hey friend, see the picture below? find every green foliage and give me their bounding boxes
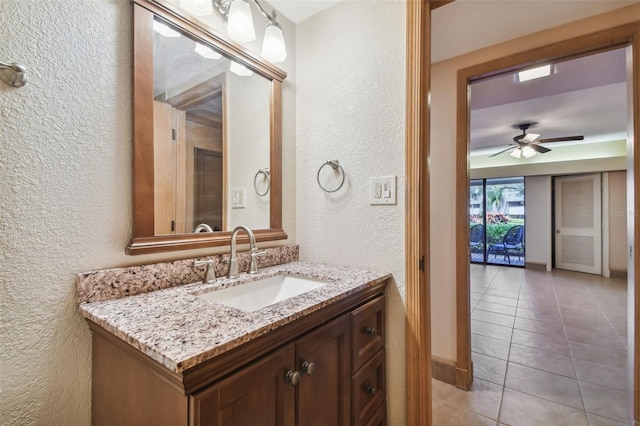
[486,223,512,243]
[486,186,504,212]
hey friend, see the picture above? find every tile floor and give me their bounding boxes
[432,265,629,425]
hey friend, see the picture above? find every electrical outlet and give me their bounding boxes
[369,176,397,205]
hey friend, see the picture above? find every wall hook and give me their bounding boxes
[0,62,27,88]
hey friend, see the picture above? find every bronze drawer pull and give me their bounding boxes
[301,360,316,376]
[285,370,301,386]
[365,327,377,336]
[366,385,377,396]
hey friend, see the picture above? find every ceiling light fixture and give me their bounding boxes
[213,0,287,63]
[510,148,522,159]
[194,42,222,59]
[153,20,181,37]
[516,64,552,83]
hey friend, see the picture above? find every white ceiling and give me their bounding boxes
[431,0,640,64]
[470,47,629,157]
[268,0,343,23]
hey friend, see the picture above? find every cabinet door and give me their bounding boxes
[190,344,295,426]
[296,314,351,426]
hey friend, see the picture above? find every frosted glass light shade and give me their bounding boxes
[261,23,287,63]
[153,20,181,37]
[522,145,537,158]
[195,42,222,59]
[510,148,522,158]
[227,0,256,43]
[230,62,253,76]
[179,0,213,16]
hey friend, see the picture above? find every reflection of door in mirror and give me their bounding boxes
[194,148,223,231]
[153,76,225,235]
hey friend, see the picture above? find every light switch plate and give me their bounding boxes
[369,176,397,205]
[231,188,245,208]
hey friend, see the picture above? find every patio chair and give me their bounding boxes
[488,225,524,265]
[469,224,485,261]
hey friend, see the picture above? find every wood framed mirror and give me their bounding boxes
[127,0,287,255]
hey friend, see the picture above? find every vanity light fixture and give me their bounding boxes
[516,64,552,83]
[261,18,286,63]
[230,61,253,76]
[213,0,287,63]
[227,0,256,42]
[153,20,181,37]
[194,42,222,59]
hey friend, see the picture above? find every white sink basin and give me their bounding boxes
[197,274,329,312]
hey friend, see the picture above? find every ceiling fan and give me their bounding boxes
[489,123,584,158]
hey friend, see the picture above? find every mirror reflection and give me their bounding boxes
[152,18,271,235]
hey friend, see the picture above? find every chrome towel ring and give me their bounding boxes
[0,62,27,88]
[254,168,270,196]
[317,160,345,193]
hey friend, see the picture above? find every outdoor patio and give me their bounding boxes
[471,251,525,266]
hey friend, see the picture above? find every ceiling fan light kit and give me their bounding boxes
[489,122,584,158]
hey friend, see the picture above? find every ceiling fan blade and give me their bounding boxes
[522,133,540,143]
[537,135,584,143]
[529,143,551,154]
[489,146,516,157]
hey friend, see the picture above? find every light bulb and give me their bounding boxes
[261,23,286,63]
[227,0,256,43]
[230,62,253,76]
[179,0,213,16]
[522,145,536,158]
[510,148,522,158]
[153,20,181,38]
[195,42,222,59]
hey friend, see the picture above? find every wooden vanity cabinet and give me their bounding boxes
[191,315,351,426]
[88,282,387,426]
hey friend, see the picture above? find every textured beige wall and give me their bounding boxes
[430,3,640,361]
[295,1,406,423]
[0,0,296,423]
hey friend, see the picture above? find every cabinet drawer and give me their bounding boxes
[351,349,385,426]
[351,296,385,371]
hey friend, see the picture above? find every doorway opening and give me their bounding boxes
[453,24,638,423]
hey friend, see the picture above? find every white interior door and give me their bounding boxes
[555,174,602,275]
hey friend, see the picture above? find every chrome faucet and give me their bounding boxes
[228,225,266,278]
[194,223,213,233]
[195,259,216,283]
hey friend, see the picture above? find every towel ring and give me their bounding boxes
[317,160,345,193]
[254,168,270,196]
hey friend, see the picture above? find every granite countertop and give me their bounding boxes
[79,261,391,373]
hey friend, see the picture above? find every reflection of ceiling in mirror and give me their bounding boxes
[154,22,230,122]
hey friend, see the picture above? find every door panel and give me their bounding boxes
[296,315,351,426]
[190,344,295,426]
[555,174,602,274]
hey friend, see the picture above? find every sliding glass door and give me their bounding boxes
[469,179,485,263]
[469,177,525,266]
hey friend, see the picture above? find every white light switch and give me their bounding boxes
[231,188,245,208]
[369,176,396,205]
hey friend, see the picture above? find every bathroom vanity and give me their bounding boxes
[79,260,389,425]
